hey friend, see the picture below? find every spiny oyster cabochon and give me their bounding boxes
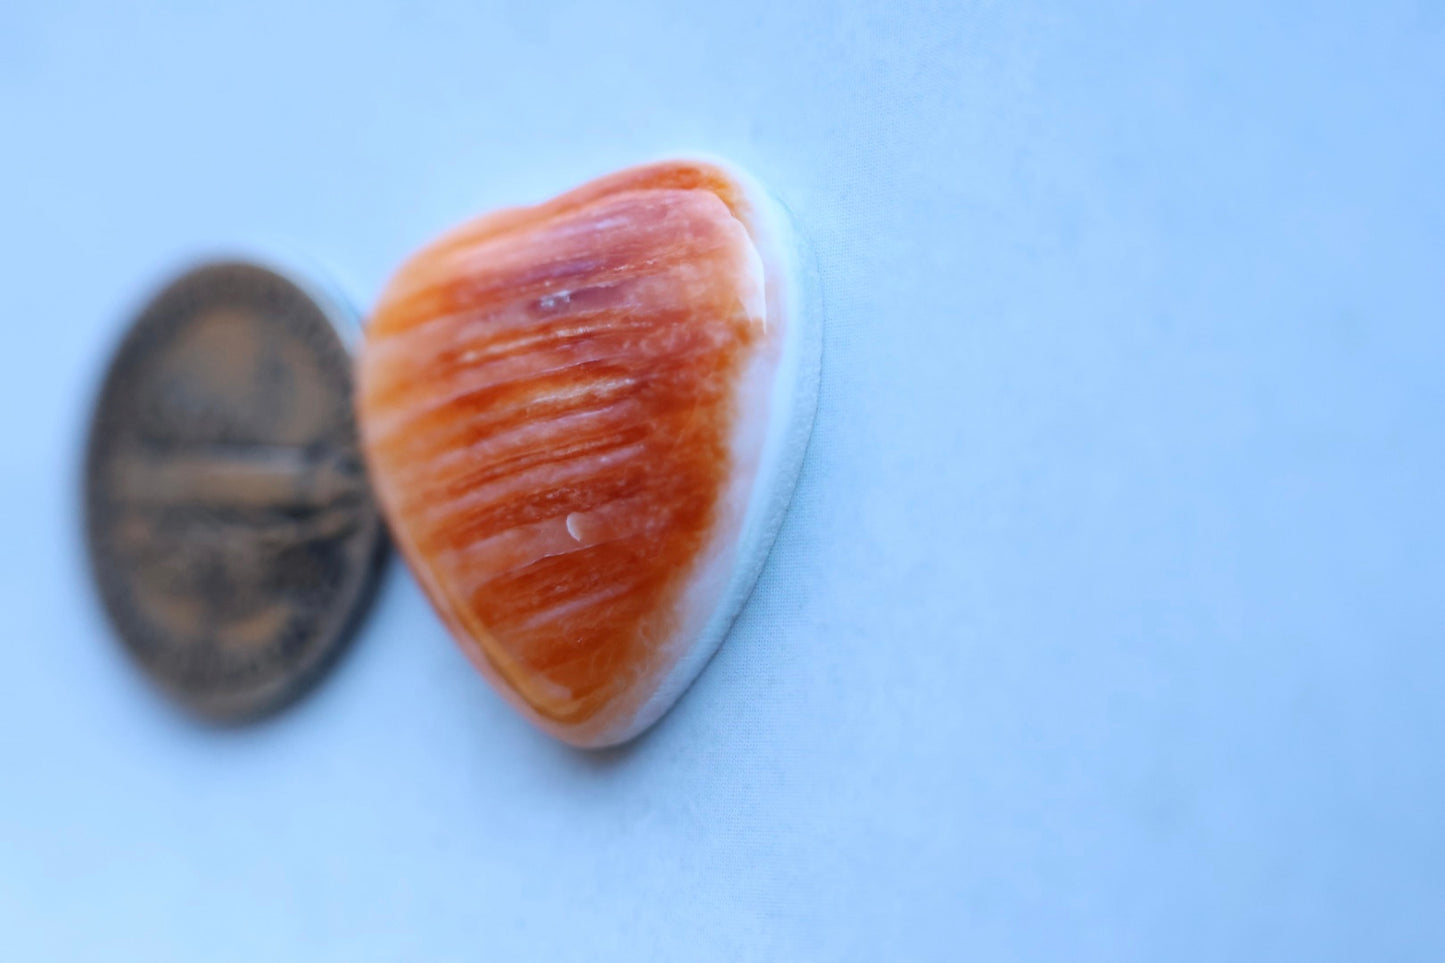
[356,160,819,746]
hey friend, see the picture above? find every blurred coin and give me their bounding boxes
[84,261,387,722]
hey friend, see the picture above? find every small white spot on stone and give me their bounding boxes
[565,512,585,541]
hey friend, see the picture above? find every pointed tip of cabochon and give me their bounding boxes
[357,158,821,748]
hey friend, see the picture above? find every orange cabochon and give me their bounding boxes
[357,160,789,746]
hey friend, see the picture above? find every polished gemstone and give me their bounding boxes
[357,160,817,746]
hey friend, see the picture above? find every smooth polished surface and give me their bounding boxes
[4,2,1445,960]
[358,161,805,745]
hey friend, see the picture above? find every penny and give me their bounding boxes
[84,261,387,722]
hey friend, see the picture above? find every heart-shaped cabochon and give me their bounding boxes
[357,159,819,746]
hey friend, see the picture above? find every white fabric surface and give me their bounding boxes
[2,2,1443,959]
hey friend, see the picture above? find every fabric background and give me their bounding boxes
[2,1,1443,959]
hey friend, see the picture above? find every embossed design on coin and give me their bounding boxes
[84,262,387,721]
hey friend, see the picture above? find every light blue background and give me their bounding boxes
[2,1,1443,959]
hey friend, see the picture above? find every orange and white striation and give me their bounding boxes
[356,160,819,747]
